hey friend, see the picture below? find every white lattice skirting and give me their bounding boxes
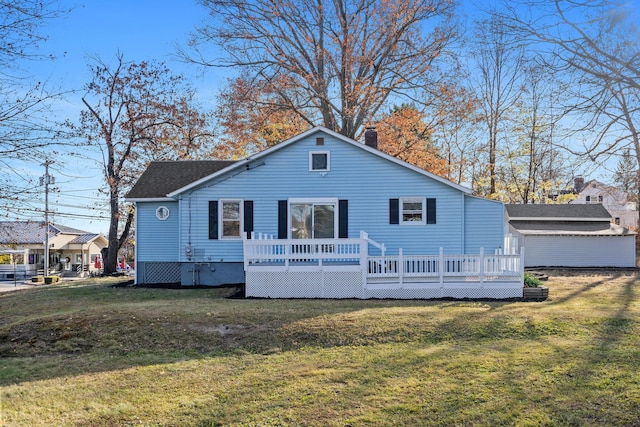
[246,268,364,298]
[364,283,523,299]
[246,269,523,299]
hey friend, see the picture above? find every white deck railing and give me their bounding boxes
[244,232,524,285]
[0,264,38,279]
[243,232,366,269]
[367,248,523,284]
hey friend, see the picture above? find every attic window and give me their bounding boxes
[156,206,170,220]
[316,137,324,146]
[309,151,330,172]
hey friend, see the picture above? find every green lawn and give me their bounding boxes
[1,272,639,426]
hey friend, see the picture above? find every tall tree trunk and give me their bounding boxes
[103,184,120,275]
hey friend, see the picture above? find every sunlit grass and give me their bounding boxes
[1,272,639,426]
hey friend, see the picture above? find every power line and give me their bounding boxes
[1,206,109,220]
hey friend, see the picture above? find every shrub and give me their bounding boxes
[524,272,543,288]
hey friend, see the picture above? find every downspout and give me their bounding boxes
[187,192,192,251]
[461,193,465,253]
[187,192,200,286]
[133,202,139,285]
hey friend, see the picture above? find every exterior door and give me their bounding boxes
[289,199,336,239]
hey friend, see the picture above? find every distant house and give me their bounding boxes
[127,126,523,299]
[0,221,107,278]
[505,204,636,268]
[571,177,638,230]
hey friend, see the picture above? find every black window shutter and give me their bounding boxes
[244,200,254,238]
[208,201,218,240]
[389,199,399,224]
[338,200,348,238]
[278,200,287,239]
[427,198,436,224]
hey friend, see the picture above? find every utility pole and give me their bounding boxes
[40,161,54,276]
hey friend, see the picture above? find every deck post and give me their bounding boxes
[361,236,368,298]
[439,247,444,285]
[243,237,249,270]
[479,247,485,285]
[398,248,404,288]
[285,240,290,269]
[519,247,525,282]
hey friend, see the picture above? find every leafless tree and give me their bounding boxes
[471,13,526,196]
[78,53,215,274]
[496,0,640,197]
[182,0,458,139]
[0,1,69,217]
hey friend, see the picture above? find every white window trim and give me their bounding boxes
[400,197,426,225]
[288,198,338,239]
[309,151,330,172]
[219,199,243,240]
[156,206,170,220]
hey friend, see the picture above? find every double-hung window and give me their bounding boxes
[220,199,243,239]
[400,197,426,225]
[289,198,337,239]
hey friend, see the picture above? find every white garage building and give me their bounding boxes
[505,204,636,268]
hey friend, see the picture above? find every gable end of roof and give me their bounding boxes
[164,126,472,198]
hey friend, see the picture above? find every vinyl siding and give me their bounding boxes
[136,201,179,261]
[464,195,505,253]
[177,132,478,262]
[524,235,636,267]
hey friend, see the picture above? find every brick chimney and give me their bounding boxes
[364,126,378,149]
[574,176,585,192]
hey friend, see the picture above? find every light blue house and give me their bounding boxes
[127,127,520,298]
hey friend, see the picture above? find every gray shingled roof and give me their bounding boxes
[509,220,634,236]
[68,233,102,244]
[0,222,49,244]
[505,203,611,220]
[0,222,94,245]
[125,160,236,199]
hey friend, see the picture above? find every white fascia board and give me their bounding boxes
[125,197,176,203]
[165,129,325,197]
[338,131,473,194]
[168,126,473,198]
[517,230,632,236]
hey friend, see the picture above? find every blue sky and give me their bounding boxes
[41,1,211,84]
[8,0,636,234]
[17,0,228,234]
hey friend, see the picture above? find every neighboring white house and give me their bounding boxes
[505,204,636,268]
[571,177,638,230]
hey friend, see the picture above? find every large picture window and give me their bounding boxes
[289,199,337,239]
[220,199,243,239]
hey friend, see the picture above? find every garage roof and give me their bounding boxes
[505,204,612,221]
[509,220,635,236]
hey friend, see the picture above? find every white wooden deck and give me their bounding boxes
[243,232,524,299]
